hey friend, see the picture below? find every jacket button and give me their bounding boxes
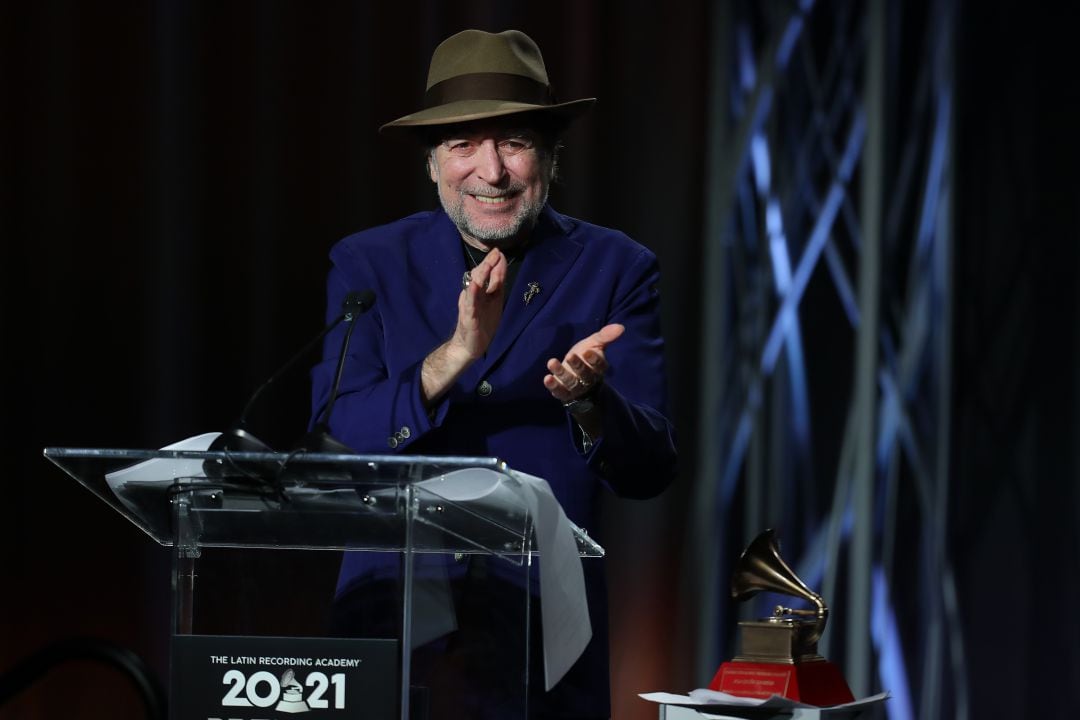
[387,436,399,449]
[477,380,493,397]
[400,426,411,439]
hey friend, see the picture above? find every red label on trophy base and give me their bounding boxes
[710,660,855,707]
[714,663,792,698]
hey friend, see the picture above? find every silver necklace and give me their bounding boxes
[461,243,519,289]
[463,243,520,270]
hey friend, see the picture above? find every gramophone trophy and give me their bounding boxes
[709,529,855,706]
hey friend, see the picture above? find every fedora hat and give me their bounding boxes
[380,29,595,132]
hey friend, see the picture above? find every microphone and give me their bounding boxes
[204,289,376,477]
[293,290,376,454]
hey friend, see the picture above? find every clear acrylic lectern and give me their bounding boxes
[44,446,603,720]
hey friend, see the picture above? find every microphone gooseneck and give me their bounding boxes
[238,289,376,432]
[296,290,377,454]
[206,289,375,467]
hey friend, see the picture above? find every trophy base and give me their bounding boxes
[709,659,855,706]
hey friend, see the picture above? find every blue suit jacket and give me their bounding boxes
[310,205,677,713]
[311,205,676,512]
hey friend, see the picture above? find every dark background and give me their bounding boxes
[1,1,1077,719]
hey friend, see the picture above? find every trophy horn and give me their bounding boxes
[731,529,829,646]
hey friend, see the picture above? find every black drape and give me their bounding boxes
[953,1,1080,716]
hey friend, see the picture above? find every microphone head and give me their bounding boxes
[207,426,273,454]
[344,290,376,313]
[202,427,277,481]
[281,427,363,483]
[294,427,356,455]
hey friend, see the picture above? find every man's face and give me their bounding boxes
[428,120,552,249]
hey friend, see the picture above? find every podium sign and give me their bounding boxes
[171,635,396,719]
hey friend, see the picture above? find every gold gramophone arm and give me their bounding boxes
[773,595,828,645]
[774,606,818,617]
[805,593,829,646]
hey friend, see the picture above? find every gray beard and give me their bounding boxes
[440,186,548,246]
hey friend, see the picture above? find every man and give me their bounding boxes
[311,29,677,719]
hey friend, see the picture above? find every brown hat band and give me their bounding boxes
[424,72,555,109]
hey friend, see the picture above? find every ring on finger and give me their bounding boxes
[461,271,472,290]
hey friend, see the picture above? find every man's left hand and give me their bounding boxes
[543,323,624,403]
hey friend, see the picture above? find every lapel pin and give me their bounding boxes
[523,281,541,306]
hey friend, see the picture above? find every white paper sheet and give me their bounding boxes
[104,432,221,510]
[414,467,591,691]
[640,689,891,713]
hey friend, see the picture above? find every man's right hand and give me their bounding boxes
[450,247,508,360]
[421,248,508,406]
